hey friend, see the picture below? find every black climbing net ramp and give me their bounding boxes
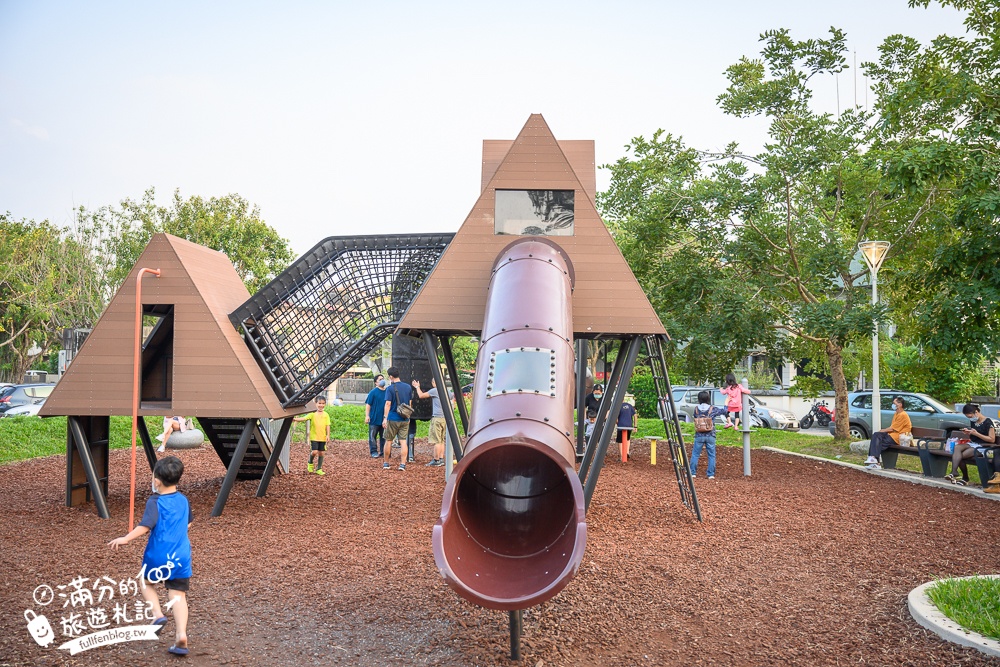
[229,233,454,408]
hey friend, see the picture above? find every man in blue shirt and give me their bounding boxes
[382,367,413,471]
[364,373,387,458]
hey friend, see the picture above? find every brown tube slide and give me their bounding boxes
[432,238,587,611]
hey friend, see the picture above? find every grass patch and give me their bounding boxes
[926,577,1000,640]
[0,416,168,465]
[1,407,980,487]
[0,406,441,465]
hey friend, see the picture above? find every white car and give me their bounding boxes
[2,399,44,417]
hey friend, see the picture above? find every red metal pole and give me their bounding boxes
[130,268,160,531]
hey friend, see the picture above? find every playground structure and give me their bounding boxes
[40,114,697,658]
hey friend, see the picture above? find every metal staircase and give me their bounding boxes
[199,418,274,480]
[645,334,701,521]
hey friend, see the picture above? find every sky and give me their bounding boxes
[0,1,970,256]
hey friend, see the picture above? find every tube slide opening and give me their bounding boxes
[440,443,584,606]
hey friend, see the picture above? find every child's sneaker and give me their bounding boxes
[383,462,390,470]
[398,464,406,471]
[708,475,715,480]
[307,463,314,473]
[315,469,326,476]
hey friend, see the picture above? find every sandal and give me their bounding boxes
[956,479,968,486]
[944,474,957,483]
[168,640,189,656]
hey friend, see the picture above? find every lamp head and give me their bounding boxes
[858,240,891,273]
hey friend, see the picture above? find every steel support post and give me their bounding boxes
[256,418,293,497]
[423,332,464,463]
[68,417,110,519]
[579,340,627,484]
[575,338,588,459]
[509,610,523,661]
[583,336,641,511]
[135,417,158,472]
[440,335,469,435]
[211,420,255,517]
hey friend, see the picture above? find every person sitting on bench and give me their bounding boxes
[947,403,997,486]
[865,396,911,469]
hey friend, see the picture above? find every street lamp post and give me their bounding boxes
[859,240,891,435]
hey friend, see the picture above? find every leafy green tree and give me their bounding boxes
[0,214,103,382]
[602,26,966,440]
[873,0,1000,365]
[75,187,294,298]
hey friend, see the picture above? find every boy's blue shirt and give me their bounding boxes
[139,491,192,579]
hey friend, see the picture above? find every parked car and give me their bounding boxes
[1,398,45,417]
[0,383,55,414]
[826,391,967,440]
[672,386,800,431]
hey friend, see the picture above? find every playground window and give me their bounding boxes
[140,305,174,409]
[495,190,574,236]
[486,348,556,398]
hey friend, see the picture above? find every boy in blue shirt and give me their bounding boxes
[109,456,192,656]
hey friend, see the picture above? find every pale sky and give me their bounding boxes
[0,1,969,255]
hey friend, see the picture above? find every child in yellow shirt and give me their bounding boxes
[294,397,330,475]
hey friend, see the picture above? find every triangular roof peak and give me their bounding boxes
[42,233,304,419]
[399,114,665,336]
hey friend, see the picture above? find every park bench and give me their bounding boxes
[881,426,1000,483]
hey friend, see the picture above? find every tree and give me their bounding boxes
[74,187,295,298]
[872,1,1000,367]
[0,214,103,382]
[602,27,961,440]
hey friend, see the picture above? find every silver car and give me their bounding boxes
[673,387,800,431]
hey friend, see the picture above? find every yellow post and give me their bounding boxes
[650,439,657,465]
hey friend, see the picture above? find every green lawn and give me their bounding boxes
[927,577,1000,641]
[0,410,979,486]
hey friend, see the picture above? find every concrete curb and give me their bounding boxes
[758,447,1000,502]
[907,577,1000,659]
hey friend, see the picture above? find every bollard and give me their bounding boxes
[650,439,657,465]
[741,378,751,476]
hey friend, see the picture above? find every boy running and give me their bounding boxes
[109,456,193,656]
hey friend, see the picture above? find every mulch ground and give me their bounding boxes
[1,437,999,666]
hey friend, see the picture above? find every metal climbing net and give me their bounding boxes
[229,233,454,407]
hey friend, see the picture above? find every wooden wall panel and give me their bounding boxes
[42,234,304,420]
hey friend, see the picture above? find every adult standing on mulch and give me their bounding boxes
[412,378,446,467]
[382,367,413,471]
[364,374,387,458]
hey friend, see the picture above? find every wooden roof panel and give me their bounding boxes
[400,114,665,337]
[41,233,303,419]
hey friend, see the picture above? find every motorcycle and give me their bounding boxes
[799,400,833,429]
